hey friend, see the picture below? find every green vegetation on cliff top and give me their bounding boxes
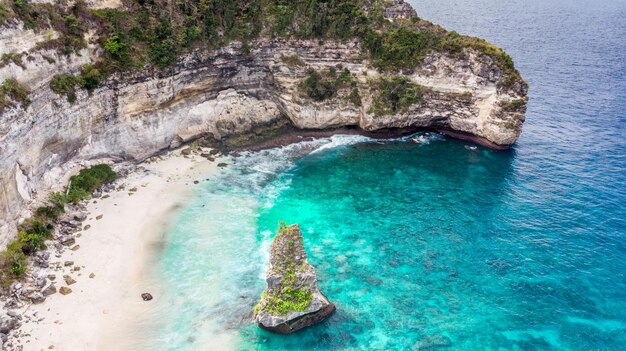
[0,164,116,290]
[0,0,522,105]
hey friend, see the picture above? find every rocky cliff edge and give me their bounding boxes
[0,0,528,244]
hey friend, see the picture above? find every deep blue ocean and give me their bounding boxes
[148,0,626,350]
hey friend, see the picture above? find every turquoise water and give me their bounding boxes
[151,0,626,350]
[153,134,625,350]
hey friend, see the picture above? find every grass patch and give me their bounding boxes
[461,91,473,101]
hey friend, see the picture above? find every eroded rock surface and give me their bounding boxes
[255,224,335,334]
[0,0,527,246]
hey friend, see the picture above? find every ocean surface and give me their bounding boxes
[148,0,626,350]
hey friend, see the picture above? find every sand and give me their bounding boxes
[15,150,221,351]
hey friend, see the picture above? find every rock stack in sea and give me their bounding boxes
[254,223,335,334]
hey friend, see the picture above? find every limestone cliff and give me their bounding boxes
[0,0,528,244]
[255,224,335,334]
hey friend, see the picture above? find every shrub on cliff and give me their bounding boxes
[258,285,313,316]
[0,52,25,69]
[300,67,361,105]
[0,247,28,287]
[302,69,336,102]
[7,0,55,29]
[500,98,527,112]
[0,164,116,290]
[103,34,127,58]
[0,218,52,287]
[50,74,81,103]
[368,76,425,116]
[0,78,30,112]
[35,203,64,221]
[365,26,437,71]
[50,64,104,102]
[79,64,102,93]
[14,219,53,255]
[66,164,116,203]
[0,4,8,23]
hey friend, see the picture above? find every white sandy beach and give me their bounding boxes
[13,150,221,351]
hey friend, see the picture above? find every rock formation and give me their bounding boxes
[255,224,335,334]
[0,0,528,244]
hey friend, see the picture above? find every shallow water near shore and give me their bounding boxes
[150,132,625,350]
[147,0,626,349]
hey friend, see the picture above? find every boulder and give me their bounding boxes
[29,292,46,304]
[41,284,57,297]
[60,236,75,246]
[60,219,81,229]
[34,251,50,268]
[35,277,47,288]
[254,223,335,334]
[73,212,88,222]
[0,317,20,334]
[59,287,72,295]
[4,299,19,309]
[63,275,76,285]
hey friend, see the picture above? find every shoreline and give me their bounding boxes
[1,129,503,350]
[4,148,223,350]
[231,126,511,153]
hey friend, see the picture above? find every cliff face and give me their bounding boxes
[0,0,527,244]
